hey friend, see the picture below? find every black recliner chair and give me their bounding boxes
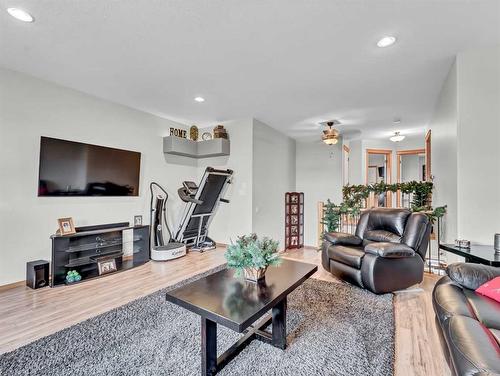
[322,208,431,294]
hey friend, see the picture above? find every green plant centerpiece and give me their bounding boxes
[224,233,282,283]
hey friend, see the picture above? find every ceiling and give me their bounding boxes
[1,0,499,141]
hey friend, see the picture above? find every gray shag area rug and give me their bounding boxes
[0,265,394,376]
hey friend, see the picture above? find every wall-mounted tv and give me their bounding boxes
[38,137,141,197]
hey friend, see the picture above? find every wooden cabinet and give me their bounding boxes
[285,192,304,249]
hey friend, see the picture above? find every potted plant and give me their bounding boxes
[224,233,282,283]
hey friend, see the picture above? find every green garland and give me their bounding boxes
[342,181,434,210]
[320,181,447,231]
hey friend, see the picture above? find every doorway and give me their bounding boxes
[365,149,393,207]
[397,149,426,207]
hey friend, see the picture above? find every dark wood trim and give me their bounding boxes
[201,305,288,375]
[272,297,287,349]
[201,317,217,376]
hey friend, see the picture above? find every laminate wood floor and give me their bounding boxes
[0,247,450,376]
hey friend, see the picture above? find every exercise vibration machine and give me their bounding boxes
[174,167,233,252]
[149,182,187,261]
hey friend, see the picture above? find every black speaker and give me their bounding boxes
[26,260,49,289]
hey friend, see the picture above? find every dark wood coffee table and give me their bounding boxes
[165,259,317,376]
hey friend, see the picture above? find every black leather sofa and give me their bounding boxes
[322,208,431,294]
[433,263,500,376]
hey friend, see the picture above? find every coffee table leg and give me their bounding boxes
[272,297,287,349]
[201,317,217,376]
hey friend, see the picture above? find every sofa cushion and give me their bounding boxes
[464,289,500,330]
[490,329,500,346]
[447,263,500,290]
[432,278,476,324]
[364,230,402,243]
[329,245,365,269]
[364,242,415,258]
[444,316,500,375]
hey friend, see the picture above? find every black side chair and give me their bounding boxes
[321,208,431,294]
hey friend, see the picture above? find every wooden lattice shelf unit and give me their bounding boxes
[285,192,304,249]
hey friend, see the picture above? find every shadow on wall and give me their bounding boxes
[163,154,198,167]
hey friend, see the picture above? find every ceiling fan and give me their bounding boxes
[322,121,340,145]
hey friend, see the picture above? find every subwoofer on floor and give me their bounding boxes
[26,260,49,289]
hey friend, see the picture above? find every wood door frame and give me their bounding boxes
[342,145,350,186]
[396,149,426,207]
[365,148,393,207]
[425,130,432,181]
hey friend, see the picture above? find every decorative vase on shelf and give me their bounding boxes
[224,233,281,284]
[190,125,199,141]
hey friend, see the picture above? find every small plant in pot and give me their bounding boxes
[224,233,282,283]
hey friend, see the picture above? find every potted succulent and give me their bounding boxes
[224,233,282,283]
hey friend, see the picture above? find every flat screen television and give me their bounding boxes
[38,137,141,196]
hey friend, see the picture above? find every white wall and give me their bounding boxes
[197,119,254,244]
[0,68,196,285]
[456,47,500,244]
[252,119,296,248]
[348,140,363,185]
[430,45,500,253]
[429,62,459,258]
[295,140,343,247]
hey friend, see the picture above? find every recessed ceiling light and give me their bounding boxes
[194,97,205,103]
[7,8,34,22]
[377,36,396,48]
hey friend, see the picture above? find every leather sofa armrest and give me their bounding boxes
[364,242,415,258]
[446,262,500,290]
[323,232,362,246]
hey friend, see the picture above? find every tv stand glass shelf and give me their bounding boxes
[50,222,150,287]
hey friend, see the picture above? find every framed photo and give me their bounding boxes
[57,217,76,235]
[97,258,117,275]
[134,215,143,226]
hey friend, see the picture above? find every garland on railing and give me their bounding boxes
[342,181,434,210]
[321,181,446,234]
[321,199,366,233]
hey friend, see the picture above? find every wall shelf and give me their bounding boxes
[163,136,230,159]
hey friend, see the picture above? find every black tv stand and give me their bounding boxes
[50,222,150,287]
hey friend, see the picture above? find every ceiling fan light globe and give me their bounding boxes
[390,133,405,142]
[322,136,338,145]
